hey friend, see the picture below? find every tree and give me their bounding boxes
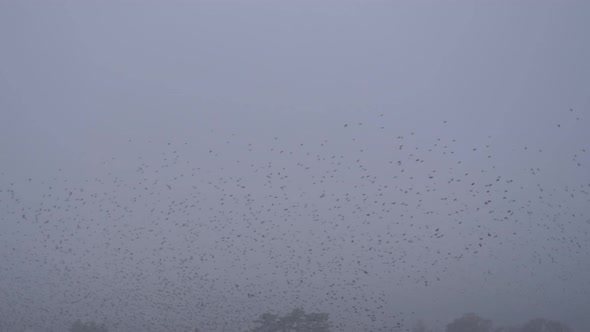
[446,313,493,332]
[494,327,520,332]
[520,318,572,332]
[249,308,332,332]
[68,320,108,332]
[412,320,431,332]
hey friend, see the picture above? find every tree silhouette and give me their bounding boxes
[249,308,332,332]
[446,313,493,332]
[520,318,572,332]
[412,320,431,332]
[494,327,520,332]
[68,320,108,332]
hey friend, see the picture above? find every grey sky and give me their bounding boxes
[1,1,589,332]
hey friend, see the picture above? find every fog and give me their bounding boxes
[1,1,589,331]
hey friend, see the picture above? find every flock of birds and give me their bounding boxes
[1,109,588,332]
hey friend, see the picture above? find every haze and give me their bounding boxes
[1,1,589,331]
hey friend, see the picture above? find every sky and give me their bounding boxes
[1,1,589,331]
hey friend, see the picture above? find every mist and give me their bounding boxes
[1,1,589,331]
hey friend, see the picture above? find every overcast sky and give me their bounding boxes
[1,1,589,332]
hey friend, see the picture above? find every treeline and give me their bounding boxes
[23,310,575,332]
[415,312,573,332]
